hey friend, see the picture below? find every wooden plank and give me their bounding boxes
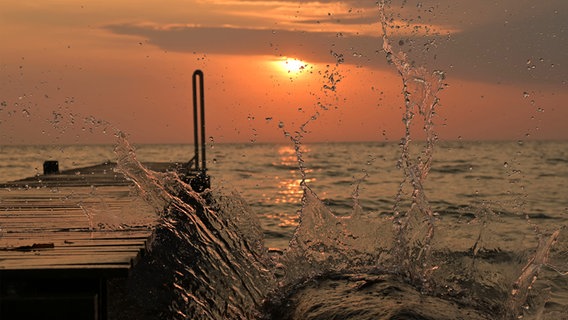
[0,230,153,241]
[0,237,148,248]
[0,161,176,275]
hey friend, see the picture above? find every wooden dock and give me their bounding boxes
[0,161,185,319]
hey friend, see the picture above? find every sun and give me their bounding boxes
[275,57,309,75]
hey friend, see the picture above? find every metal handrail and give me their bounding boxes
[192,70,206,173]
[187,69,210,191]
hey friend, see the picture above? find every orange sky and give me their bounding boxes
[0,0,567,145]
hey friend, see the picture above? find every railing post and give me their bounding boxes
[190,70,210,192]
[192,70,203,172]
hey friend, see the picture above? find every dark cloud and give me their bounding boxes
[105,24,387,67]
[233,0,375,6]
[425,5,568,84]
[105,1,567,85]
[295,15,379,26]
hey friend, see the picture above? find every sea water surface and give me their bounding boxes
[2,141,567,248]
[0,140,567,319]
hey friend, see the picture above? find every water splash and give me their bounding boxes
[281,187,387,284]
[377,3,564,318]
[506,228,563,319]
[111,120,563,319]
[378,0,446,288]
[114,132,275,319]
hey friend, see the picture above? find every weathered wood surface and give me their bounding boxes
[0,162,181,275]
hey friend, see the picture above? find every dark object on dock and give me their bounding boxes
[43,160,59,175]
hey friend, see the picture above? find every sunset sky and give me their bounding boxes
[0,0,566,145]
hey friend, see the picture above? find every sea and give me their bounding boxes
[0,140,567,319]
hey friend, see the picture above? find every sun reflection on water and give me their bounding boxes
[275,176,315,205]
[272,145,314,204]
